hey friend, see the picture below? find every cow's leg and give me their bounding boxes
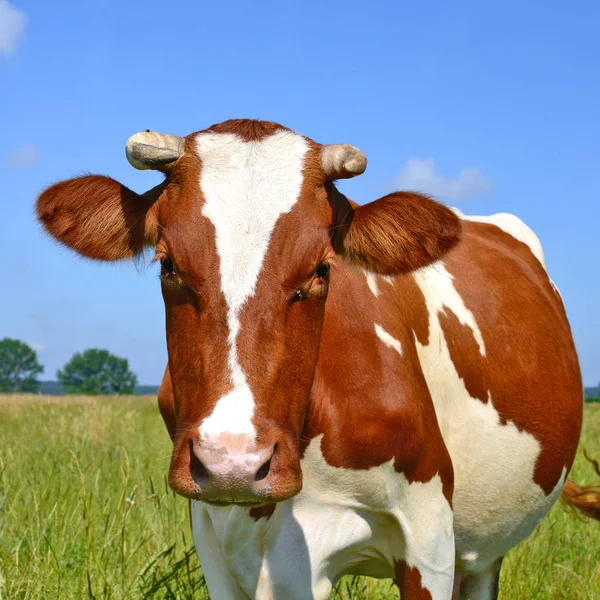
[392,491,455,599]
[452,573,465,600]
[190,502,250,600]
[395,560,448,599]
[394,553,455,599]
[457,557,503,600]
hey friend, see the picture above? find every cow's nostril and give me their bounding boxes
[254,443,276,481]
[254,458,271,481]
[190,439,209,483]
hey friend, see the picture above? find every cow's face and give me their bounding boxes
[37,119,461,507]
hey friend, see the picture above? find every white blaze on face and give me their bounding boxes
[196,130,309,451]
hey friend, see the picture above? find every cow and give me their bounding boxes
[36,119,600,600]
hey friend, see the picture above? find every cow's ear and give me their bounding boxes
[329,187,462,275]
[37,175,164,261]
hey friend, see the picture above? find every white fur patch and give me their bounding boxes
[293,436,455,598]
[375,324,403,356]
[197,130,309,447]
[365,272,379,297]
[413,262,485,356]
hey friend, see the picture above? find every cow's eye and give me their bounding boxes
[315,263,330,279]
[161,257,176,276]
[291,262,331,302]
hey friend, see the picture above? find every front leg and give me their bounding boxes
[396,559,454,600]
[396,560,439,599]
[392,475,456,600]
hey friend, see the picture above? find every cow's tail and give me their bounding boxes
[560,450,600,520]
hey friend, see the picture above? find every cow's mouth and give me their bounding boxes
[202,498,269,508]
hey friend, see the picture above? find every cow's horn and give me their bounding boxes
[126,131,184,171]
[320,144,367,180]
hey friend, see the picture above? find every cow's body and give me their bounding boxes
[157,212,581,599]
[38,119,594,600]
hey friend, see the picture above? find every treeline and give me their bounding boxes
[36,380,159,396]
[0,338,146,395]
[586,388,600,402]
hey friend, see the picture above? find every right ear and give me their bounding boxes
[37,175,165,261]
[327,184,462,275]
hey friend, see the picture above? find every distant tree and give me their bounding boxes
[0,338,44,393]
[57,349,138,395]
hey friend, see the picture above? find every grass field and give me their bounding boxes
[0,395,598,599]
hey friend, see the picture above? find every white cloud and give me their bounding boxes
[395,157,492,201]
[28,342,45,353]
[7,142,39,168]
[0,0,27,55]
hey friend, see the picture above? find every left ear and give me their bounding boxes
[37,175,164,261]
[328,187,462,275]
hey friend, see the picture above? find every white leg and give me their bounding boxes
[395,530,456,599]
[392,477,456,599]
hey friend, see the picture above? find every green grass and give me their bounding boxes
[0,395,598,599]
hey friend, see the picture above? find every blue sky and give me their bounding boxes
[1,0,598,385]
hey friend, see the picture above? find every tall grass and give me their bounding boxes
[0,395,598,599]
[0,395,206,599]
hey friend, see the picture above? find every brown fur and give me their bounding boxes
[37,175,164,260]
[304,258,454,503]
[206,119,288,141]
[249,503,277,521]
[157,365,177,442]
[394,560,433,599]
[341,192,462,275]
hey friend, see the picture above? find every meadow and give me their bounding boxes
[0,394,598,600]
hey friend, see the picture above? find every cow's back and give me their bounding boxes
[403,215,582,572]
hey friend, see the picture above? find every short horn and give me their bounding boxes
[126,131,184,171]
[321,144,367,180]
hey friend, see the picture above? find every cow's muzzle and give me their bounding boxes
[169,436,302,506]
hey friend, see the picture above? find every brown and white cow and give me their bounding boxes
[37,119,599,600]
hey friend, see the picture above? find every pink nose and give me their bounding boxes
[190,442,275,502]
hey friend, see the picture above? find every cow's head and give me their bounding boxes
[37,119,461,506]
